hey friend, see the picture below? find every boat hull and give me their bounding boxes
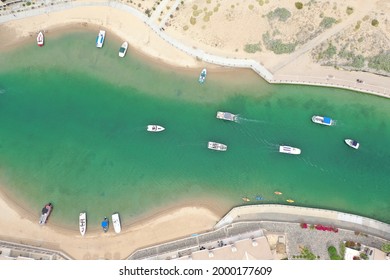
[312,115,333,126]
[112,213,121,234]
[208,141,227,151]
[344,139,359,149]
[216,111,238,122]
[39,203,52,225]
[147,125,165,132]
[37,32,44,47]
[279,145,301,155]
[119,42,128,58]
[79,212,87,236]
[96,30,106,48]
[198,68,207,84]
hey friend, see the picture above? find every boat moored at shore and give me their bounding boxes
[119,41,128,57]
[39,203,52,225]
[101,217,109,233]
[208,141,227,151]
[96,30,106,48]
[345,139,359,149]
[279,145,301,155]
[216,111,238,122]
[79,212,87,236]
[37,31,44,47]
[112,213,121,234]
[147,125,165,132]
[312,115,334,126]
[198,68,207,84]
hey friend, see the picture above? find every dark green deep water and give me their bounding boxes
[0,30,389,228]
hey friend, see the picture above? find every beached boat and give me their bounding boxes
[112,213,121,234]
[279,145,301,155]
[311,115,334,126]
[96,30,106,48]
[37,31,44,47]
[207,141,227,151]
[345,139,359,149]
[242,197,250,202]
[198,68,207,84]
[39,203,52,225]
[274,191,283,195]
[101,217,109,233]
[216,111,238,122]
[147,125,165,132]
[79,212,87,236]
[118,41,128,58]
[286,199,294,203]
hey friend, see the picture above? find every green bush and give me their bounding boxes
[300,247,317,260]
[244,43,262,53]
[346,7,354,15]
[368,52,390,73]
[371,19,379,27]
[267,8,291,22]
[190,17,196,25]
[351,55,365,68]
[295,2,303,9]
[262,32,296,54]
[323,43,337,58]
[382,243,390,253]
[320,17,337,29]
[328,246,342,260]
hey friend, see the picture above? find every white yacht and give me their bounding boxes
[208,141,227,151]
[119,41,128,57]
[79,212,87,236]
[147,125,165,132]
[345,139,359,149]
[312,115,334,126]
[112,213,121,234]
[198,68,207,84]
[279,145,301,155]
[37,31,44,47]
[216,111,238,122]
[96,30,106,48]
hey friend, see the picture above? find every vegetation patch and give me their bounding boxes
[190,17,196,25]
[371,19,379,27]
[381,243,390,253]
[328,246,343,260]
[267,8,291,22]
[295,2,303,10]
[320,17,337,29]
[346,7,354,15]
[368,52,390,73]
[262,32,297,54]
[244,43,262,53]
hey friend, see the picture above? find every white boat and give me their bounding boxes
[208,141,227,151]
[216,111,238,122]
[96,30,106,48]
[312,115,334,126]
[198,68,207,84]
[37,31,44,47]
[345,139,359,149]
[39,203,52,225]
[119,41,128,58]
[112,213,121,234]
[279,145,301,155]
[79,212,87,236]
[147,125,165,132]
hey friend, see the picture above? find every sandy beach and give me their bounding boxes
[0,0,389,259]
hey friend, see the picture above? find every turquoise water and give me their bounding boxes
[0,30,389,229]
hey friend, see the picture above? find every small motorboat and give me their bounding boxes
[79,212,87,236]
[345,139,359,149]
[286,199,294,203]
[39,203,52,225]
[37,31,44,47]
[242,197,250,202]
[119,41,128,58]
[112,213,121,234]
[274,191,283,195]
[147,125,165,132]
[198,68,207,84]
[101,217,109,233]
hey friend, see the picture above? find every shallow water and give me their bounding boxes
[0,30,389,229]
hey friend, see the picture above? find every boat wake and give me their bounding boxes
[237,117,269,124]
